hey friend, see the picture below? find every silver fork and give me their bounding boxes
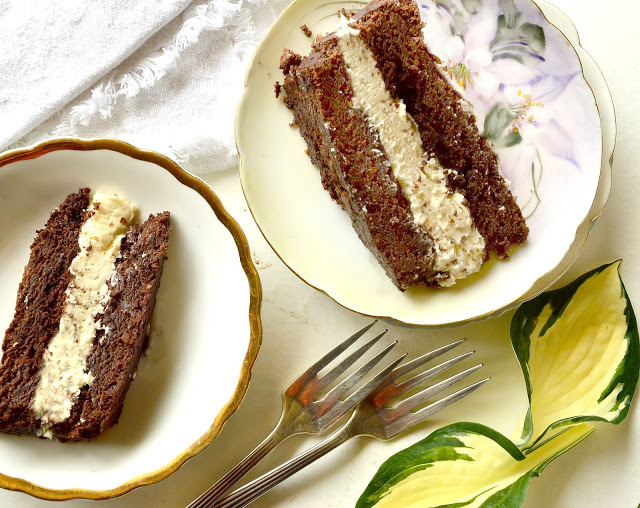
[211,346,489,508]
[189,321,406,507]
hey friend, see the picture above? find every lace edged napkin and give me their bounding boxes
[2,0,290,174]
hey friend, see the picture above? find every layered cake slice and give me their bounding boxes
[279,0,528,290]
[0,188,171,440]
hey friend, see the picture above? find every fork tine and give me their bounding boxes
[389,339,466,381]
[315,330,388,392]
[394,364,483,413]
[395,351,475,394]
[323,342,402,404]
[305,321,377,377]
[403,377,490,429]
[341,353,406,406]
[321,351,406,422]
[287,322,378,397]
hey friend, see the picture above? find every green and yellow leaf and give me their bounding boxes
[356,422,593,508]
[511,261,639,447]
[358,261,639,507]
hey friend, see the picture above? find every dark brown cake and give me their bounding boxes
[0,189,90,437]
[280,0,528,290]
[0,190,170,441]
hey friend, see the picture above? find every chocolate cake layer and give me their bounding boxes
[280,0,528,290]
[52,212,171,440]
[352,0,528,258]
[282,42,435,289]
[0,189,91,435]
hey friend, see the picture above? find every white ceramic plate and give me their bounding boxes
[0,139,261,500]
[237,0,613,326]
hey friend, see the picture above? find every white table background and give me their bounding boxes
[3,0,640,506]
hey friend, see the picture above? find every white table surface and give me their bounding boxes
[4,0,640,506]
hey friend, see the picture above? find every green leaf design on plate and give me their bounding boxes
[493,130,522,150]
[511,261,640,447]
[483,103,516,141]
[358,262,639,507]
[460,0,481,15]
[490,0,546,63]
[482,104,523,148]
[356,423,593,508]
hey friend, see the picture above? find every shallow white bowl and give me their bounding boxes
[236,0,614,326]
[0,139,261,499]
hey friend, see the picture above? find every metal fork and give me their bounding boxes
[211,346,489,507]
[189,321,405,507]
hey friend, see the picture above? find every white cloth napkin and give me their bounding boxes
[2,0,291,174]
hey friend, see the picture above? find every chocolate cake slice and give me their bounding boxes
[280,0,528,290]
[0,189,170,440]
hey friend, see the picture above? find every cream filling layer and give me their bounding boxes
[33,193,136,437]
[335,20,485,286]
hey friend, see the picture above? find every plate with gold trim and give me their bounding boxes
[0,139,261,499]
[236,0,613,326]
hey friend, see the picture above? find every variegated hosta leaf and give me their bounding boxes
[511,261,639,447]
[358,262,639,507]
[356,422,593,508]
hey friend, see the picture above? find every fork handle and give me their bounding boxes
[212,427,354,508]
[188,430,285,507]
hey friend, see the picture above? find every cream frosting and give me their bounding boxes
[335,20,485,286]
[32,193,136,437]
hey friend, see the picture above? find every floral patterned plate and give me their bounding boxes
[237,0,612,326]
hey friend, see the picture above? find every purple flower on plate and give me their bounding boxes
[420,0,499,99]
[417,0,595,218]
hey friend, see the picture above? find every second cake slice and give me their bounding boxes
[280,0,528,290]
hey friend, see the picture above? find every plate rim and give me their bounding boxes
[235,0,614,327]
[0,137,263,500]
[511,0,615,304]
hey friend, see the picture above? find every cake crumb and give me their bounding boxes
[337,8,356,17]
[300,24,312,37]
[280,48,302,73]
[274,81,281,98]
[252,250,273,270]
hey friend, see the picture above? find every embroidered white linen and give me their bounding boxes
[1,0,290,174]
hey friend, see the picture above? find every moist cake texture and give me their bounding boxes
[279,0,528,290]
[0,189,171,440]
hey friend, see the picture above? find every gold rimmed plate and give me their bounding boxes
[0,139,262,499]
[236,0,613,326]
